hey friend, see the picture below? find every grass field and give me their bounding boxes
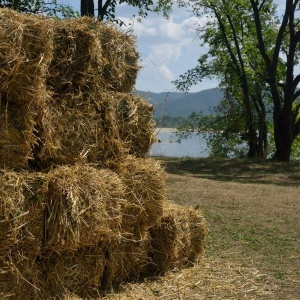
[100,157,300,300]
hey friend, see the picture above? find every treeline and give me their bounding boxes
[154,116,188,128]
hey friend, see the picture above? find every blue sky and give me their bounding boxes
[58,1,289,93]
[59,1,218,93]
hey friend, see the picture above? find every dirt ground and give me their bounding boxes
[101,157,300,300]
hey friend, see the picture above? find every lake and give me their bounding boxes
[149,129,209,158]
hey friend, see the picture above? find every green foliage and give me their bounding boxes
[0,0,78,18]
[173,0,285,159]
[82,0,176,22]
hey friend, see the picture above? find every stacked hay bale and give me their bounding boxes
[0,8,207,300]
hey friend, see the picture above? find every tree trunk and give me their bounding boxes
[81,0,95,16]
[273,108,294,161]
[254,86,269,159]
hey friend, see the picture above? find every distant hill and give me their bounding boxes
[134,88,223,118]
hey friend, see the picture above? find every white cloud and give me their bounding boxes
[159,65,174,81]
[63,1,218,92]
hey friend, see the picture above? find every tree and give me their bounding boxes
[81,0,94,16]
[175,0,300,161]
[80,0,174,21]
[0,0,78,17]
[174,0,276,159]
[250,0,300,161]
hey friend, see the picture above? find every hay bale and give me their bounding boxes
[0,9,53,102]
[43,247,105,299]
[0,169,46,299]
[0,10,141,170]
[101,238,150,290]
[99,24,140,93]
[33,91,155,169]
[47,17,139,96]
[113,93,156,157]
[0,170,45,256]
[108,156,166,240]
[46,17,104,98]
[43,165,126,252]
[147,202,208,274]
[0,9,53,170]
[0,252,45,300]
[33,91,123,169]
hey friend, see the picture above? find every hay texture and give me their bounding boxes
[43,165,125,252]
[109,156,166,240]
[43,247,105,299]
[0,9,146,171]
[147,202,208,275]
[0,251,46,300]
[0,171,46,300]
[34,92,155,170]
[0,170,45,256]
[0,9,53,170]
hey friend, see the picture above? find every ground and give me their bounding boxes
[69,157,300,300]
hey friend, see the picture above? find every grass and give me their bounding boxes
[72,157,300,299]
[161,157,300,299]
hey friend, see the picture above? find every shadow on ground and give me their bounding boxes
[156,157,300,186]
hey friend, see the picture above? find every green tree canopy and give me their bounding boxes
[0,0,78,17]
[81,0,175,21]
[175,0,300,161]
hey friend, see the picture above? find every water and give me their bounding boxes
[150,129,209,158]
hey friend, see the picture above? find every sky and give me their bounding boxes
[59,1,217,93]
[58,1,289,93]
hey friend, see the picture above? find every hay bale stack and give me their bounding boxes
[0,9,148,171]
[147,202,208,274]
[33,91,155,170]
[0,8,208,299]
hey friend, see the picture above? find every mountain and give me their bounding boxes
[135,88,224,118]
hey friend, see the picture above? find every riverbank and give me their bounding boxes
[154,127,178,133]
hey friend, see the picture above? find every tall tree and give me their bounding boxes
[250,0,300,161]
[174,0,275,158]
[81,0,95,16]
[176,0,300,161]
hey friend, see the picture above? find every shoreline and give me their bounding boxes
[154,127,178,133]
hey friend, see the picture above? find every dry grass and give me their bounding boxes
[99,157,300,300]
